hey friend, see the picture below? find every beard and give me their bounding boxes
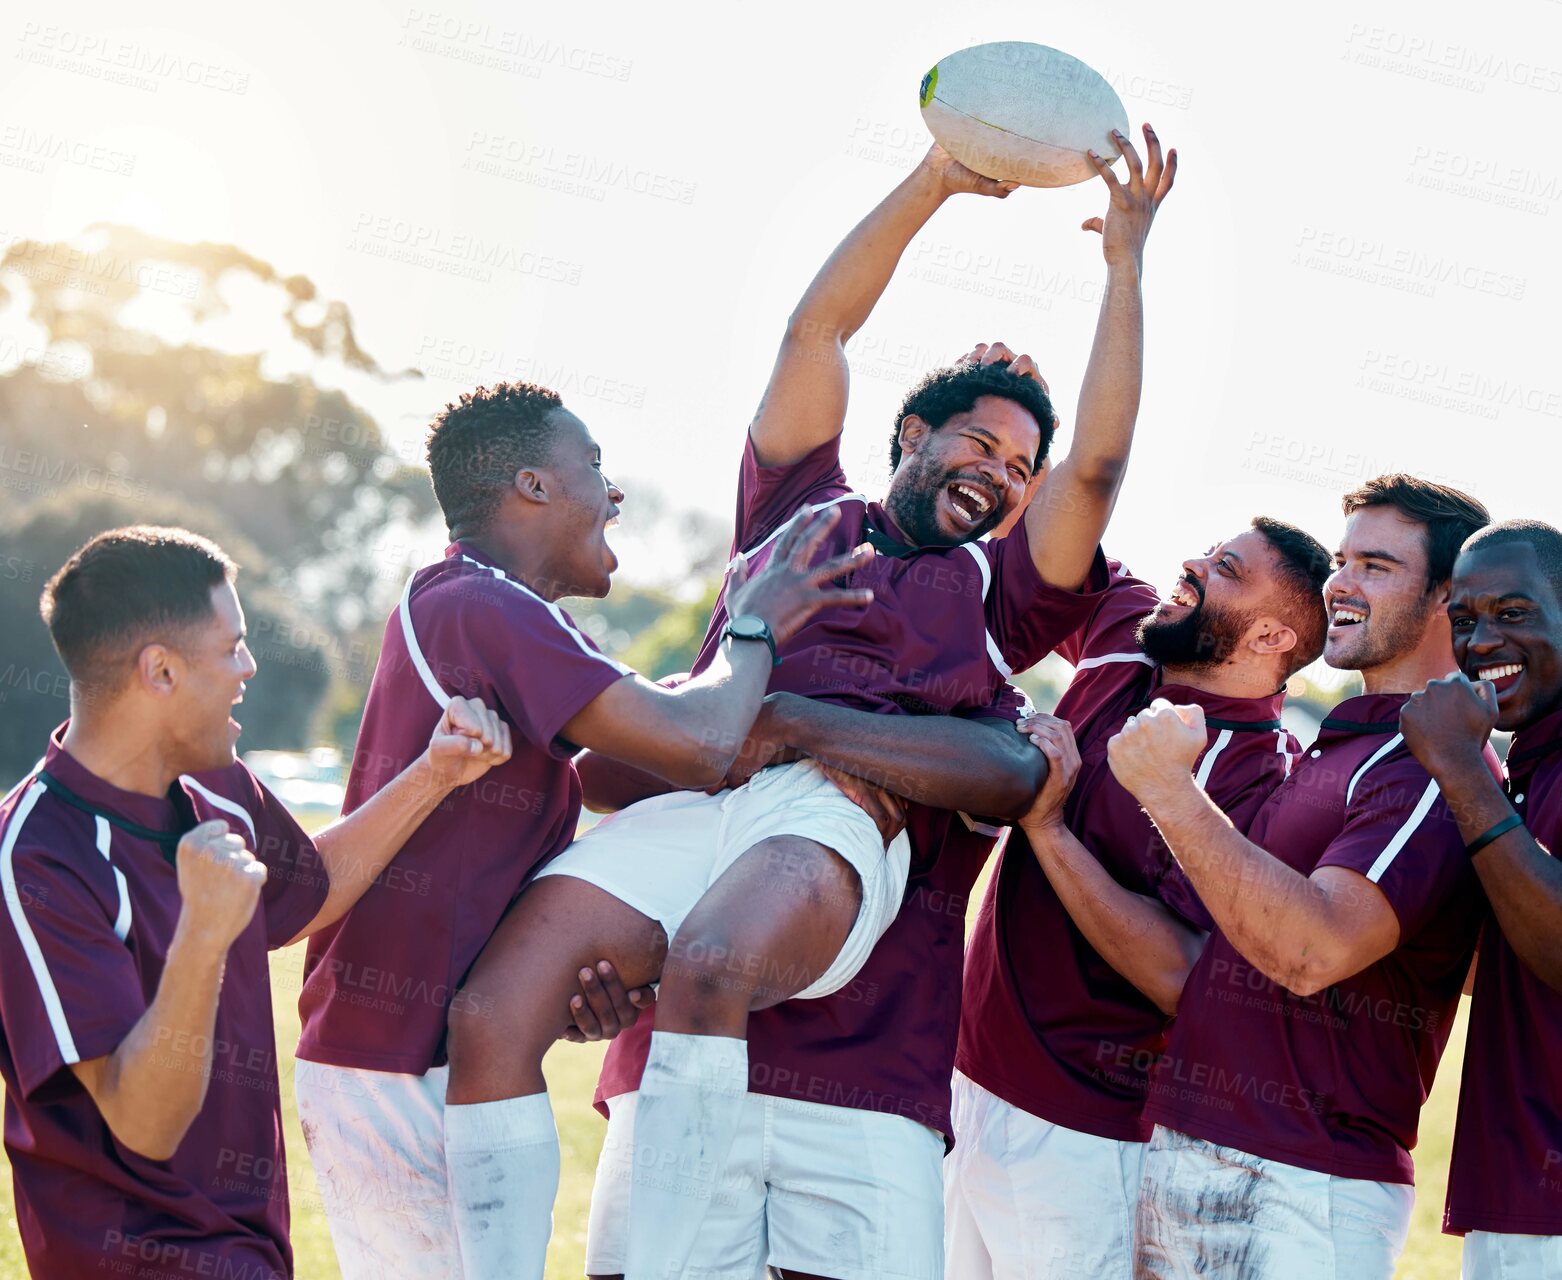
[1138,597,1256,669]
[1326,594,1434,671]
[884,452,1004,547]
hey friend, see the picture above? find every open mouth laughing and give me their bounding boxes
[1330,602,1368,630]
[1473,660,1526,695]
[945,479,998,529]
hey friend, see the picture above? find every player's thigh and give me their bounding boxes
[666,835,862,1007]
[458,874,667,1029]
[764,1096,945,1280]
[1326,1174,1412,1280]
[295,1061,461,1277]
[585,1089,769,1280]
[1136,1126,1333,1280]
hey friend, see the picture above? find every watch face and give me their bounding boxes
[729,613,767,639]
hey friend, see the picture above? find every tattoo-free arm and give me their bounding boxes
[1022,818,1205,1014]
[1132,775,1400,998]
[69,928,227,1161]
[766,692,1044,820]
[751,150,1013,467]
[1425,749,1562,992]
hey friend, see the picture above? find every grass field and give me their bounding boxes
[0,877,1470,1279]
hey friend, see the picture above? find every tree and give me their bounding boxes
[0,491,333,784]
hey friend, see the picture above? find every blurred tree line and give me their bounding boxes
[0,226,725,783]
[0,223,1330,786]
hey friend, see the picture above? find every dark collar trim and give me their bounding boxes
[1204,717,1284,732]
[1319,717,1402,734]
[36,770,190,866]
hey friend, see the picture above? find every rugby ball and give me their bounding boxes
[920,42,1129,188]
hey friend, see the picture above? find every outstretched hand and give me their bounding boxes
[919,142,1021,199]
[726,506,875,648]
[1082,123,1177,271]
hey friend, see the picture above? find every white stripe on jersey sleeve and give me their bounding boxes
[1364,778,1442,884]
[958,544,1014,679]
[1074,651,1156,671]
[1194,729,1234,789]
[1346,733,1404,807]
[93,817,132,944]
[179,776,258,845]
[1,781,81,1064]
[455,556,631,675]
[1276,729,1296,779]
[740,493,870,559]
[400,571,453,709]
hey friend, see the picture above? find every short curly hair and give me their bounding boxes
[889,360,1055,472]
[426,382,566,533]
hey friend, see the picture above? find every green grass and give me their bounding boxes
[0,907,1469,1280]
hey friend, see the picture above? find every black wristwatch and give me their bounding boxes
[722,613,781,667]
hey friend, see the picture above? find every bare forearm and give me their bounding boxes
[1026,264,1143,588]
[575,750,677,813]
[1138,777,1336,992]
[303,750,453,938]
[1024,819,1201,1014]
[652,642,774,779]
[776,695,1043,818]
[789,166,948,344]
[79,928,226,1160]
[1434,753,1562,990]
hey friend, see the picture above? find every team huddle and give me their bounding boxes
[0,121,1559,1280]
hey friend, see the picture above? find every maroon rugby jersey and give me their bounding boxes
[1145,694,1488,1184]
[296,543,629,1074]
[689,433,1090,713]
[957,561,1301,1142]
[1445,701,1562,1235]
[0,729,328,1280]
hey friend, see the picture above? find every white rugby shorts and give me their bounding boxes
[943,1069,1145,1279]
[586,1088,945,1279]
[534,759,912,1000]
[294,1060,462,1280]
[1134,1124,1413,1280]
[1462,1230,1562,1279]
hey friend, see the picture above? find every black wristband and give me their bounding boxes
[1466,812,1524,858]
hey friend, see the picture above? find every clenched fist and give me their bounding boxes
[1107,699,1207,803]
[426,695,514,790]
[175,820,267,953]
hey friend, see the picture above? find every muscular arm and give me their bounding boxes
[758,692,1045,820]
[1423,750,1562,992]
[563,641,775,792]
[69,928,228,1161]
[751,149,1013,467]
[1129,774,1400,997]
[1024,126,1175,590]
[1022,818,1205,1014]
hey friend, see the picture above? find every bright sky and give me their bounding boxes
[2,0,1558,603]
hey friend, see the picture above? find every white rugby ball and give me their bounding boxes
[920,42,1129,188]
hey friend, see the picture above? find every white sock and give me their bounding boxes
[625,1031,748,1280]
[445,1093,559,1280]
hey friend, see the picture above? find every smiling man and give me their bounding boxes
[443,127,1177,1280]
[0,526,510,1280]
[1400,519,1562,1278]
[1105,474,1492,1280]
[947,516,1331,1280]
